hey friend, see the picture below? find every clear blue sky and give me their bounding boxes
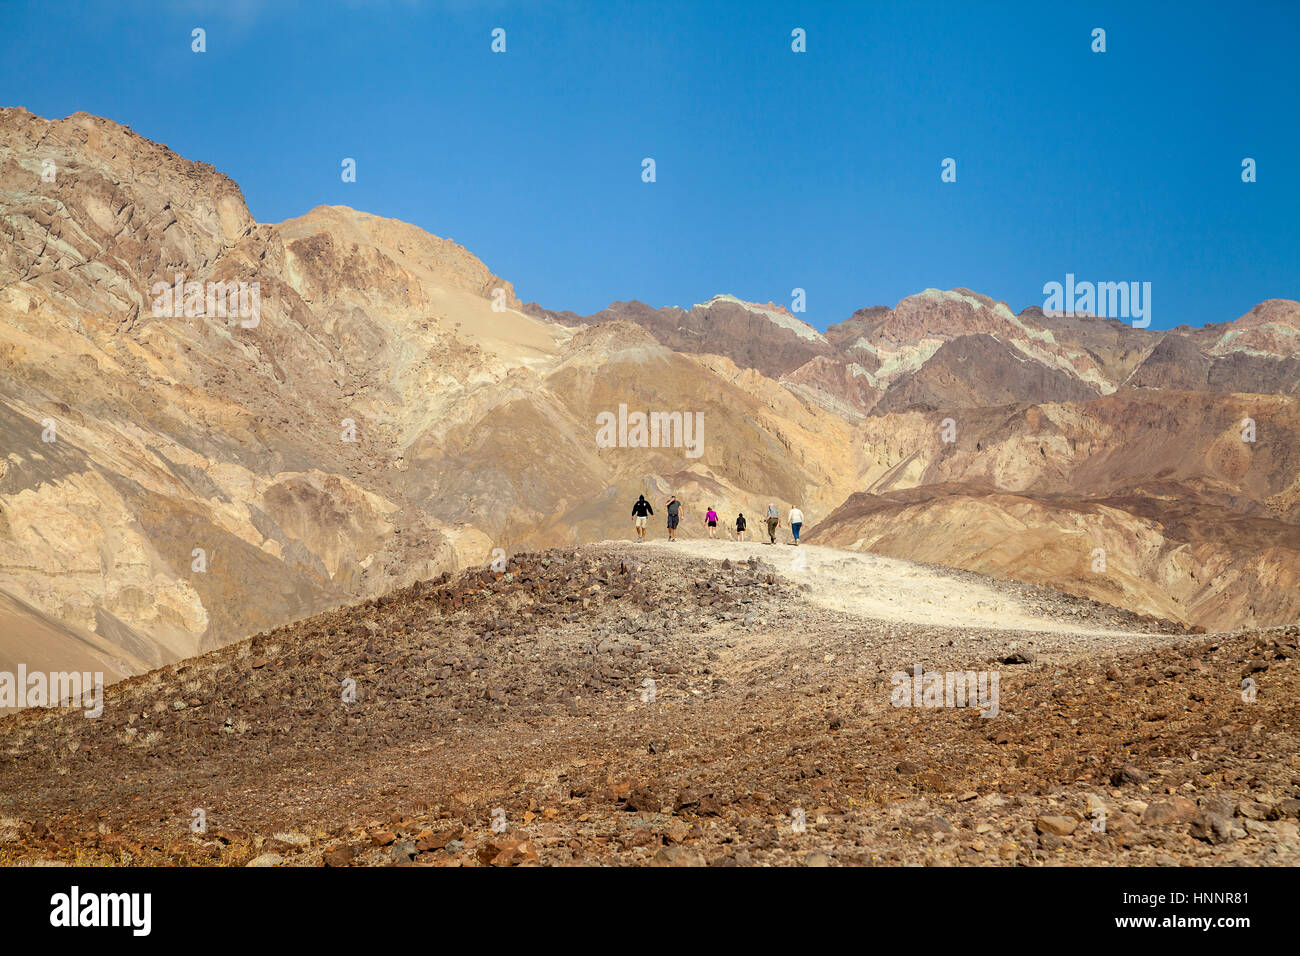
[2,0,1297,330]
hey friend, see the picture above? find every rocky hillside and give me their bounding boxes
[0,543,1294,867]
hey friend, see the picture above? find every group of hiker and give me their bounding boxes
[631,494,805,545]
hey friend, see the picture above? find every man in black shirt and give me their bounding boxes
[632,494,653,541]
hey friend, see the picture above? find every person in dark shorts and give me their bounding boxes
[705,507,718,538]
[665,495,682,541]
[735,512,747,541]
[632,494,653,540]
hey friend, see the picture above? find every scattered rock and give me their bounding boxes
[321,844,357,867]
[1189,814,1243,845]
[1111,765,1150,786]
[416,826,464,852]
[1142,797,1199,826]
[649,846,706,867]
[625,787,661,813]
[476,838,539,867]
[1001,650,1037,665]
[911,816,954,837]
[1035,815,1078,836]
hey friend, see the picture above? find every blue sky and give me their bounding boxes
[2,0,1297,330]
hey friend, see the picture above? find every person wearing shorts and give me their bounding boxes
[735,513,747,541]
[665,495,682,541]
[705,507,718,538]
[632,494,653,540]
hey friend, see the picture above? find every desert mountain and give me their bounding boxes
[0,108,861,674]
[0,106,1297,681]
[809,390,1300,631]
[533,286,1299,419]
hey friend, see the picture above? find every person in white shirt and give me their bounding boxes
[788,506,805,545]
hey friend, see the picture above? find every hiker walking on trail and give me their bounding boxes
[788,505,805,545]
[705,506,719,538]
[765,502,780,544]
[735,512,747,541]
[665,495,682,541]
[632,494,653,540]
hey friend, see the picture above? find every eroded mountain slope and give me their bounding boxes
[1,105,1296,677]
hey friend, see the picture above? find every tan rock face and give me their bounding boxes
[0,107,1297,679]
[811,391,1300,630]
[0,109,867,676]
[0,107,544,670]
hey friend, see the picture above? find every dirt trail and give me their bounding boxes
[648,539,1144,637]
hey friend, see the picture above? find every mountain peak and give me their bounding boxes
[692,293,824,343]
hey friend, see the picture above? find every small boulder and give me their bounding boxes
[1142,797,1199,826]
[1035,815,1078,837]
[321,844,357,867]
[649,846,706,867]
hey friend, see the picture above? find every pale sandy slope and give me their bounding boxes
[0,588,132,713]
[646,538,1144,636]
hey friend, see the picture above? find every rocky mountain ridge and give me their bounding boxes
[1,106,1296,681]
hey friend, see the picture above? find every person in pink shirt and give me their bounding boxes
[705,507,719,538]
